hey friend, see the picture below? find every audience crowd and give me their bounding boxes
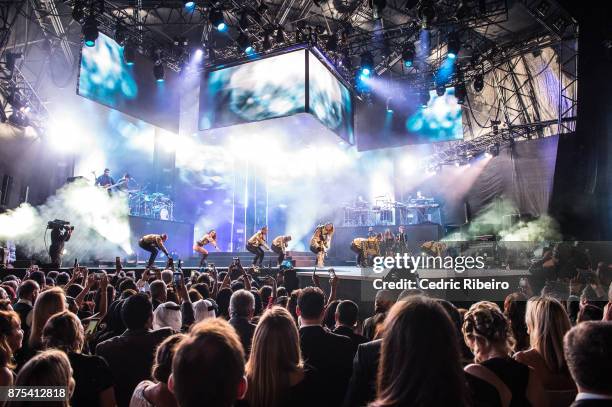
[0,258,610,407]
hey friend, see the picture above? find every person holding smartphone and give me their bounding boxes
[246,226,270,269]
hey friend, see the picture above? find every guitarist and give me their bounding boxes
[95,168,115,195]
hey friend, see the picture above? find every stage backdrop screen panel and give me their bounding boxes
[199,49,307,130]
[77,33,180,133]
[307,50,354,144]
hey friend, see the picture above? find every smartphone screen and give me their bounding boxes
[173,271,182,286]
[84,319,100,335]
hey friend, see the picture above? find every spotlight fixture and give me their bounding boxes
[82,16,99,47]
[262,29,273,51]
[210,9,226,32]
[71,0,85,23]
[371,0,387,19]
[275,27,285,45]
[153,60,165,82]
[123,43,136,65]
[237,32,254,54]
[326,32,338,51]
[417,0,436,29]
[401,42,415,67]
[447,32,460,59]
[184,1,195,8]
[239,11,251,31]
[473,72,484,92]
[359,52,374,77]
[114,24,127,46]
[5,52,22,72]
[436,85,446,97]
[454,82,467,104]
[455,1,470,20]
[312,0,328,6]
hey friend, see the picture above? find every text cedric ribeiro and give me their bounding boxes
[371,254,511,291]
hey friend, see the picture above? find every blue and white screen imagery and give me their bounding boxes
[200,50,307,130]
[307,51,354,144]
[406,87,463,142]
[78,33,180,132]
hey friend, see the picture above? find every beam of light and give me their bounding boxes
[436,56,456,85]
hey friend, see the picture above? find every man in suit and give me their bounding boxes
[342,339,382,407]
[13,280,39,332]
[298,287,354,407]
[362,289,395,340]
[96,293,173,407]
[333,300,367,355]
[564,321,612,406]
[228,289,256,357]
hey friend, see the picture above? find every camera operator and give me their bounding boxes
[49,222,74,268]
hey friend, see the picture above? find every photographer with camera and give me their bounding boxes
[48,220,74,268]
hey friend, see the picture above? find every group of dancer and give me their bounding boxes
[137,223,415,269]
[137,223,335,269]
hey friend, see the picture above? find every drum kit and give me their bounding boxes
[128,191,174,221]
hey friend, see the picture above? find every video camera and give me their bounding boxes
[47,219,74,230]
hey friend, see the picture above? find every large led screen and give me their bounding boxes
[199,50,307,130]
[77,33,180,132]
[356,86,463,150]
[307,51,354,144]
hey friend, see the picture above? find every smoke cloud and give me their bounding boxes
[443,198,561,242]
[0,180,133,262]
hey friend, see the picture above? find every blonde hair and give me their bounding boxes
[29,287,66,349]
[526,296,571,373]
[462,301,515,362]
[246,306,303,407]
[0,310,21,369]
[42,311,84,353]
[14,349,73,407]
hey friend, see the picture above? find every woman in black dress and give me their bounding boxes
[462,301,546,407]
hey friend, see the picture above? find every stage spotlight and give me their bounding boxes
[275,27,285,45]
[436,85,446,97]
[326,33,338,52]
[455,1,470,19]
[473,72,484,92]
[153,60,165,82]
[114,24,127,46]
[417,0,436,29]
[184,1,195,8]
[71,0,85,22]
[401,42,415,67]
[447,32,460,59]
[359,52,374,77]
[210,9,226,31]
[239,11,251,31]
[386,97,393,113]
[454,82,467,104]
[262,29,273,51]
[82,17,99,47]
[123,43,136,65]
[237,32,254,54]
[372,0,387,19]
